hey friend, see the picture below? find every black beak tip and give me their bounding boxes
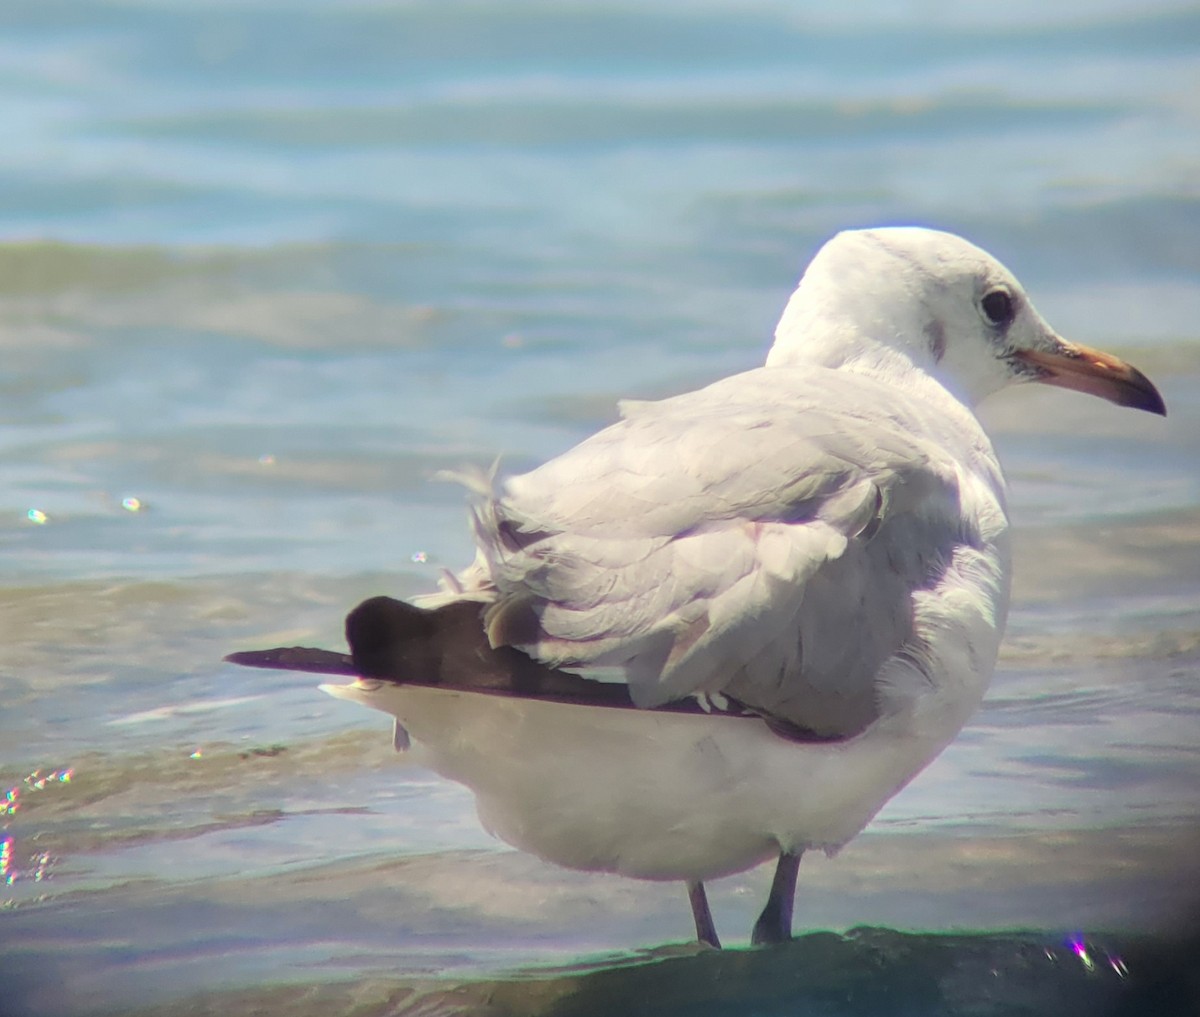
[1125,368,1167,417]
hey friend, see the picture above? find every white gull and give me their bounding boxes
[227,226,1165,947]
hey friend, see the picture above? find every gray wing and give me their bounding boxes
[465,366,984,738]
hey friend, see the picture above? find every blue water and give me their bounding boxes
[1,3,1199,1015]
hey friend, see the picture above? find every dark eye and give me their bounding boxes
[981,289,1014,328]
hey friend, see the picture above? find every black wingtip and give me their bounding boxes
[224,647,357,675]
[345,595,438,680]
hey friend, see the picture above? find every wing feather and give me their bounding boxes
[461,366,995,736]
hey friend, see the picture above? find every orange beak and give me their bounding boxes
[1013,342,1166,416]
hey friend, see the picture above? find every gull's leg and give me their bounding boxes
[686,880,721,948]
[751,850,802,946]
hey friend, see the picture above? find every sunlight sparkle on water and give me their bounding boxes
[26,509,47,524]
[2,770,74,892]
[1065,932,1126,977]
[121,496,143,512]
[1068,933,1096,972]
[3,769,71,818]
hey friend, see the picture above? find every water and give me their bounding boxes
[2,2,1199,1014]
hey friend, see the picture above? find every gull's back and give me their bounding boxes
[464,362,1011,742]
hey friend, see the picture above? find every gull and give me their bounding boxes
[227,227,1165,948]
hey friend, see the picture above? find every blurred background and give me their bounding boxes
[1,2,1198,1014]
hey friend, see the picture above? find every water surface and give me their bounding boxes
[2,2,1199,1015]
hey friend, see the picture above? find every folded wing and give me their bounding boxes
[461,367,996,739]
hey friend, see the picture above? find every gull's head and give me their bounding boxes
[768,226,1165,416]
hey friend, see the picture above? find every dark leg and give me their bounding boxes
[751,850,802,946]
[686,880,721,948]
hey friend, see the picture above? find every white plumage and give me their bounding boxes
[233,226,1164,946]
[321,680,962,878]
[467,364,1008,737]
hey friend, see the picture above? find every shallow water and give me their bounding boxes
[2,2,1199,1015]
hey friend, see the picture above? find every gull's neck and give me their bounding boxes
[766,319,964,410]
[764,284,986,414]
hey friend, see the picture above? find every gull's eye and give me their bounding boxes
[981,288,1015,328]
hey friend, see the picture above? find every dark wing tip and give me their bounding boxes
[345,595,438,680]
[225,647,357,675]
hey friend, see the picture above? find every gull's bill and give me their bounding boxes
[1015,340,1166,416]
